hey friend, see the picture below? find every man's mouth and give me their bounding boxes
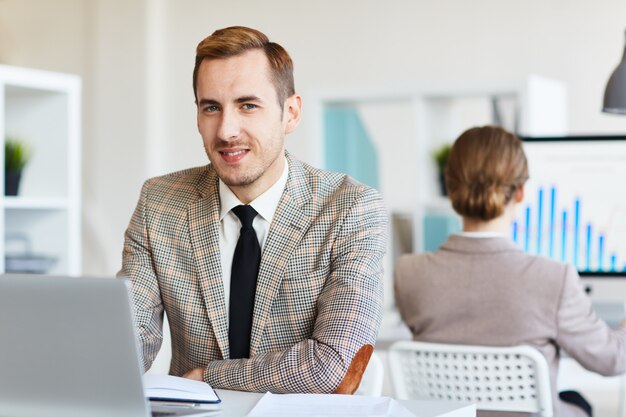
[218,148,249,163]
[220,150,247,156]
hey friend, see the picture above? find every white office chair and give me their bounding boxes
[355,351,384,396]
[388,341,553,417]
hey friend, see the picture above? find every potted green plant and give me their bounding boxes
[432,143,452,196]
[5,137,32,196]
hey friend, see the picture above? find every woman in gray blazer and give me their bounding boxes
[394,125,626,417]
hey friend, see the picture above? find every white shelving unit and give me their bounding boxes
[409,76,567,253]
[310,75,567,252]
[309,75,566,320]
[0,65,81,275]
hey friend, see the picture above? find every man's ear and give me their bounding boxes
[284,94,302,135]
[195,100,201,134]
[514,184,525,203]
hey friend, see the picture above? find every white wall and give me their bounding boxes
[82,0,149,274]
[1,0,626,275]
[0,0,87,74]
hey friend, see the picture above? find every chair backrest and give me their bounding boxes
[356,351,384,396]
[388,341,553,417]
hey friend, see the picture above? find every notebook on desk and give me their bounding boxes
[0,274,220,417]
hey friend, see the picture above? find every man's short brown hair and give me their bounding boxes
[193,26,295,107]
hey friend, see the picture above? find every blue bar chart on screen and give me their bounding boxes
[513,137,626,274]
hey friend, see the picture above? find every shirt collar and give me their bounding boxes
[219,157,289,223]
[456,231,509,238]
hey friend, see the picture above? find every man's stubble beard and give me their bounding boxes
[206,149,279,188]
[204,128,286,189]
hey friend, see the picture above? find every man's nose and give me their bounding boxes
[217,109,241,141]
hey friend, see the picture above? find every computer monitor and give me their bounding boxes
[517,136,626,317]
[516,136,626,277]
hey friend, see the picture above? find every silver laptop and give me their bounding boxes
[0,274,219,417]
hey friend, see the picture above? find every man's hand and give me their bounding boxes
[182,367,204,381]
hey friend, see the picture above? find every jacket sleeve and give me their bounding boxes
[556,264,626,376]
[117,179,164,372]
[202,186,388,393]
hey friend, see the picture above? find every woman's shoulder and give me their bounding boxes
[394,250,455,288]
[395,252,438,271]
[513,250,576,278]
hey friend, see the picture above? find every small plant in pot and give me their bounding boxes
[432,143,452,196]
[5,137,32,196]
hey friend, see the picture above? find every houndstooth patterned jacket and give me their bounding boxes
[119,152,388,393]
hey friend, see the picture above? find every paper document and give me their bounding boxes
[143,374,220,404]
[247,392,416,417]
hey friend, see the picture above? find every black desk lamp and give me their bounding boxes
[603,30,626,114]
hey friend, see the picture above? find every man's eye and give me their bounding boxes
[204,105,220,112]
[242,103,257,110]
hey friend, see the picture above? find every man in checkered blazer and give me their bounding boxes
[119,26,388,393]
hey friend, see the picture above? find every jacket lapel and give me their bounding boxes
[188,166,230,359]
[249,155,313,355]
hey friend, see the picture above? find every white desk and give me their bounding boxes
[214,389,475,417]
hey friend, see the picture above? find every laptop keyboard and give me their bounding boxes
[152,412,176,416]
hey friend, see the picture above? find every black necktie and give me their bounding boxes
[228,205,261,359]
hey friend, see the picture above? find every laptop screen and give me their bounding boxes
[0,275,150,417]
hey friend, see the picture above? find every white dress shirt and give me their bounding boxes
[218,158,289,313]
